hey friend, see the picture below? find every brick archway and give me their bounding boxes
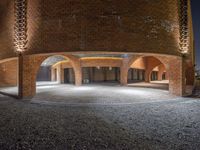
[18,54,82,98]
[120,54,185,96]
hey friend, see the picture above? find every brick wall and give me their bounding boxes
[0,59,18,87]
[25,0,183,56]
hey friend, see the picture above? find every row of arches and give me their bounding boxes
[44,55,168,85]
[0,53,195,98]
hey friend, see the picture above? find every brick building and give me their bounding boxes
[0,0,195,98]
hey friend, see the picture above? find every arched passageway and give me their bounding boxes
[17,53,187,98]
[36,55,76,93]
[126,56,169,90]
[120,54,186,96]
[50,57,122,85]
[18,54,82,98]
[150,64,168,81]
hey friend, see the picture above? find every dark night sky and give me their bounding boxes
[191,0,200,69]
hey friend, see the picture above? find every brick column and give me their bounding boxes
[65,55,82,86]
[144,69,151,82]
[18,55,36,98]
[18,55,48,98]
[157,65,166,81]
[56,64,62,84]
[73,60,82,86]
[120,58,129,86]
[168,57,185,96]
[60,67,64,84]
[51,68,55,81]
[158,71,163,81]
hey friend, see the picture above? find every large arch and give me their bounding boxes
[120,54,186,96]
[18,54,82,98]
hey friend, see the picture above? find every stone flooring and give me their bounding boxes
[0,82,200,150]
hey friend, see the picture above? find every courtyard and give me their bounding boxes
[0,83,199,149]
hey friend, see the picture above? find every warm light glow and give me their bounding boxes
[52,60,69,67]
[179,0,189,54]
[81,57,123,60]
[14,0,28,53]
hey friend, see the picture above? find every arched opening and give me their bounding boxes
[127,57,146,83]
[127,56,169,90]
[36,55,75,93]
[16,53,186,98]
[150,64,169,82]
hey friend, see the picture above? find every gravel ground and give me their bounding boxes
[0,83,200,150]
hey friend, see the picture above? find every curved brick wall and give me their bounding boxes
[0,1,15,60]
[0,0,194,63]
[27,0,180,55]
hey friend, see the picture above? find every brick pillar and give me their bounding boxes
[120,58,129,85]
[168,57,185,96]
[157,65,166,81]
[157,72,163,81]
[74,61,82,86]
[64,55,82,86]
[60,67,64,84]
[18,55,36,98]
[165,72,169,80]
[18,55,48,99]
[51,68,55,81]
[144,70,151,82]
[56,64,62,84]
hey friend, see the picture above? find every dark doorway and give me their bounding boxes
[128,69,145,83]
[64,68,75,84]
[162,72,166,80]
[82,67,120,84]
[37,66,51,81]
[151,71,158,81]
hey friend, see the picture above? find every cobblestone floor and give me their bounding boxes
[0,83,200,150]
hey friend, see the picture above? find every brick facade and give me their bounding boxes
[0,0,195,98]
[0,59,18,87]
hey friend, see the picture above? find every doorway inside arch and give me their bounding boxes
[36,55,75,93]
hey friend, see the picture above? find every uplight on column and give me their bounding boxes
[14,0,28,53]
[179,0,189,54]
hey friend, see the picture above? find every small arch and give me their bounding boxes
[150,64,168,82]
